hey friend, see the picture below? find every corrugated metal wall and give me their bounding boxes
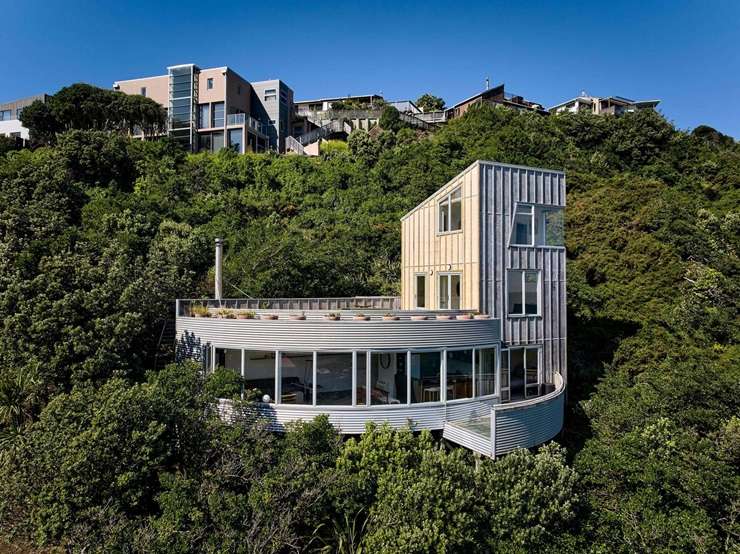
[177,317,500,352]
[479,162,567,383]
[218,396,499,434]
[493,378,565,455]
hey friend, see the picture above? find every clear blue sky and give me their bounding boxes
[2,0,738,137]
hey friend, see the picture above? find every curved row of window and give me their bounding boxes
[212,347,500,407]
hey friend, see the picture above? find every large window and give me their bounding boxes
[476,348,496,397]
[410,352,442,403]
[0,110,12,121]
[198,104,210,128]
[198,133,212,152]
[264,88,277,101]
[316,353,353,405]
[512,204,534,245]
[370,352,406,405]
[355,352,368,405]
[228,129,243,153]
[212,131,224,152]
[415,274,426,308]
[538,207,565,246]
[438,273,461,310]
[511,204,565,247]
[446,349,473,400]
[280,352,313,404]
[212,102,225,127]
[507,270,539,316]
[438,187,462,233]
[207,78,214,89]
[508,347,540,401]
[245,351,276,402]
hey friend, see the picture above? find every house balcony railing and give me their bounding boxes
[178,296,402,317]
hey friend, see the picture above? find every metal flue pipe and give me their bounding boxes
[214,238,224,300]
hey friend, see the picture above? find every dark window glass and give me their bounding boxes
[370,352,406,405]
[410,352,441,403]
[446,349,473,399]
[280,352,313,405]
[316,353,353,405]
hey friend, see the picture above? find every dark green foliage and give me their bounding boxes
[0,103,738,551]
[379,105,404,131]
[20,83,166,145]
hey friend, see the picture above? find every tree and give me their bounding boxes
[415,93,445,112]
[379,106,404,132]
[20,83,166,145]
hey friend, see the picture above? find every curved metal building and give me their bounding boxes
[176,161,566,457]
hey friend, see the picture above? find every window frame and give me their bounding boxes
[414,273,427,309]
[500,345,542,402]
[437,187,463,235]
[506,269,541,317]
[206,78,214,90]
[509,202,565,249]
[437,271,462,310]
[208,344,502,407]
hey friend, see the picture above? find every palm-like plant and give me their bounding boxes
[0,365,41,448]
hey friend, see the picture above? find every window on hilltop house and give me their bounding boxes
[512,204,534,245]
[264,88,277,101]
[198,104,210,128]
[507,270,539,316]
[0,110,12,121]
[538,207,564,246]
[212,102,224,127]
[140,87,147,96]
[438,187,462,233]
[510,203,564,247]
[207,78,214,90]
[438,273,461,310]
[228,128,243,153]
[415,274,426,308]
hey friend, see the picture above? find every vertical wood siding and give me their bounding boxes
[400,162,481,310]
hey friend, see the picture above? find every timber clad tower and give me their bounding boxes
[176,161,566,458]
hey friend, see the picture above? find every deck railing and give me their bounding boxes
[178,296,402,316]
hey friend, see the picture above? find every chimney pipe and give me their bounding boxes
[214,238,223,300]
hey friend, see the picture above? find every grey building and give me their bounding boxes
[250,79,295,152]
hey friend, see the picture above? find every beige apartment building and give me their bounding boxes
[114,64,294,153]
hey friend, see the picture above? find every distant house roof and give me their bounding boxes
[295,94,384,105]
[450,84,506,110]
[549,95,661,111]
[450,84,547,113]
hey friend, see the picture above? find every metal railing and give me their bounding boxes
[178,296,402,316]
[285,135,305,155]
[227,113,245,125]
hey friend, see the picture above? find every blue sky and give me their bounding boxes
[1,0,739,137]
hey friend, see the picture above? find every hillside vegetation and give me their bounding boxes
[0,103,738,552]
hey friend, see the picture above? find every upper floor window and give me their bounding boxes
[140,87,147,96]
[198,104,210,128]
[507,270,539,316]
[207,78,214,90]
[0,110,11,121]
[237,85,242,95]
[212,102,224,127]
[510,204,564,247]
[438,187,462,233]
[264,89,277,101]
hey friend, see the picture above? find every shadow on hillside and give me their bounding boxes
[560,315,640,458]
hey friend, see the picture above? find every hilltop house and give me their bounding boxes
[175,161,567,458]
[550,93,660,116]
